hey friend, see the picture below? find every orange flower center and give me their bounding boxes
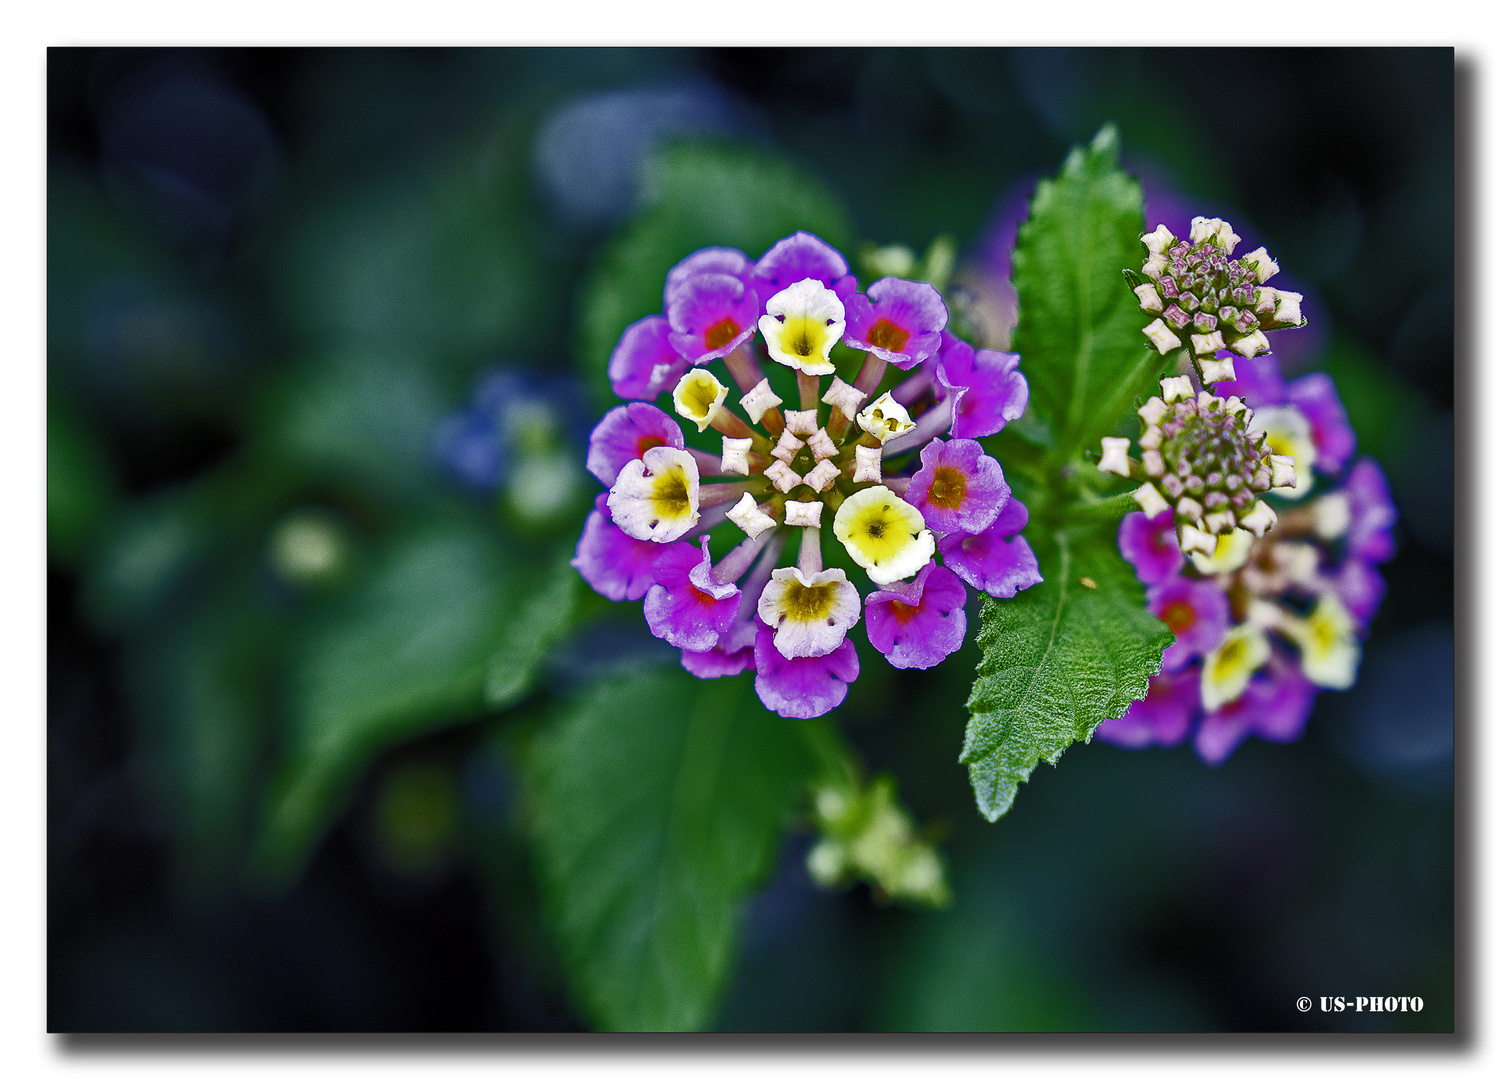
[704,318,741,350]
[867,319,909,352]
[889,599,922,624]
[1162,601,1196,633]
[928,466,968,510]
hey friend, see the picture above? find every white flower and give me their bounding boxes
[672,369,728,432]
[1143,318,1182,355]
[1242,246,1280,284]
[1200,624,1271,711]
[785,408,819,437]
[771,429,805,464]
[1229,329,1270,358]
[1178,523,1217,557]
[1248,406,1317,498]
[804,459,842,492]
[1138,397,1169,426]
[760,279,845,376]
[821,377,866,421]
[1190,331,1226,356]
[1143,253,1168,280]
[1097,437,1131,477]
[720,436,752,476]
[853,444,883,484]
[1132,483,1170,518]
[1198,355,1237,384]
[1141,449,1164,476]
[1189,528,1253,574]
[784,499,824,527]
[1237,499,1278,538]
[833,486,935,585]
[764,459,803,494]
[1134,283,1163,313]
[606,446,701,542]
[1254,286,1277,315]
[1190,216,1240,252]
[806,428,838,460]
[1142,224,1176,254]
[1160,376,1194,403]
[727,492,777,539]
[1176,496,1204,521]
[1203,509,1237,534]
[1313,492,1352,539]
[757,567,861,658]
[1273,290,1303,325]
[1286,595,1360,689]
[856,392,916,444]
[739,378,783,425]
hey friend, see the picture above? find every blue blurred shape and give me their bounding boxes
[531,82,749,229]
[1334,622,1453,779]
[432,367,588,493]
[97,55,281,255]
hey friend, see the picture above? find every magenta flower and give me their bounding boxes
[1147,577,1230,672]
[1343,457,1397,563]
[935,333,1029,439]
[1117,511,1184,585]
[666,272,760,364]
[864,562,968,670]
[585,402,686,486]
[1095,666,1200,749]
[1194,656,1319,766]
[664,246,753,303]
[643,537,741,651]
[936,497,1041,599]
[571,493,665,602]
[842,277,948,370]
[753,621,860,719]
[607,315,688,401]
[680,641,754,679]
[751,231,857,309]
[905,438,1010,536]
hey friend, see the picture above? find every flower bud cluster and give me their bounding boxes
[805,774,950,908]
[1099,377,1295,558]
[1132,217,1306,385]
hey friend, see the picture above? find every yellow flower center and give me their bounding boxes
[650,468,693,520]
[780,579,841,622]
[927,466,968,510]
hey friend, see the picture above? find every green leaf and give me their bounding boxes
[525,669,813,1031]
[962,527,1171,822]
[485,547,580,710]
[1011,124,1158,463]
[248,518,569,886]
[575,140,856,397]
[48,395,117,567]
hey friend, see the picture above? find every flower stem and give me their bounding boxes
[853,353,888,397]
[723,343,765,396]
[798,371,821,411]
[798,525,823,576]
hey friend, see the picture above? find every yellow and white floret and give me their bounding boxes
[760,279,845,376]
[756,566,861,658]
[1285,594,1360,689]
[856,392,915,444]
[606,446,701,542]
[833,486,935,585]
[1200,623,1272,712]
[672,369,728,433]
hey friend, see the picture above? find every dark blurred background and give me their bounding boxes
[48,47,1453,1031]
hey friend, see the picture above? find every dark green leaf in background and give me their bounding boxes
[962,527,1171,822]
[248,518,570,886]
[1011,125,1157,464]
[575,141,856,398]
[525,668,814,1031]
[47,395,118,567]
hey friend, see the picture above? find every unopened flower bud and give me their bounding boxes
[1098,437,1132,477]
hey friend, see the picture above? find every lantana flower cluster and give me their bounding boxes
[1097,352,1397,764]
[571,230,1041,718]
[1129,216,1306,386]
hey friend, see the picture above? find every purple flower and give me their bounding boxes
[1095,666,1199,749]
[664,246,753,304]
[680,642,754,679]
[753,620,860,719]
[1215,352,1286,407]
[643,537,740,651]
[585,402,685,486]
[842,277,948,370]
[1118,511,1184,585]
[1147,577,1230,672]
[905,438,1010,536]
[1287,373,1355,474]
[936,333,1029,439]
[1343,457,1397,563]
[571,493,663,602]
[434,368,588,492]
[865,562,969,670]
[607,315,688,401]
[666,272,759,364]
[751,231,857,310]
[937,497,1041,599]
[1328,557,1386,626]
[1194,655,1319,765]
